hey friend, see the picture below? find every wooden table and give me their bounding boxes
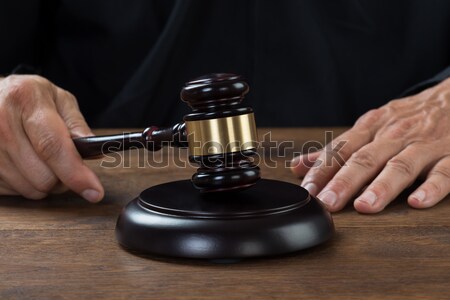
[1,128,449,300]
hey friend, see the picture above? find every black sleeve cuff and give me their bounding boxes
[400,65,450,97]
[11,63,40,75]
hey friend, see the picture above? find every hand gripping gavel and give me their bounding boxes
[73,73,261,192]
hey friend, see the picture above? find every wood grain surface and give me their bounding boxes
[0,128,449,300]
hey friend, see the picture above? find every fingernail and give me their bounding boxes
[290,156,301,167]
[72,129,95,138]
[81,189,100,202]
[318,190,337,207]
[356,190,377,206]
[302,182,318,195]
[411,190,426,202]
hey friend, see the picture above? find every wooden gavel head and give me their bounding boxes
[181,73,261,192]
[73,73,261,193]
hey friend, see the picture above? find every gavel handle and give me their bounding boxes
[73,131,147,158]
[73,123,187,159]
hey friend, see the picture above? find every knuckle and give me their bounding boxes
[349,150,377,170]
[57,88,76,103]
[355,108,384,127]
[3,75,38,100]
[35,175,59,194]
[397,118,416,131]
[308,165,331,181]
[321,148,347,168]
[35,133,63,162]
[328,175,354,191]
[384,118,417,140]
[65,116,87,133]
[387,157,416,177]
[429,166,450,180]
[425,181,443,196]
[370,180,393,197]
[1,76,51,117]
[2,74,52,99]
[330,141,352,160]
[386,98,403,108]
[64,90,77,102]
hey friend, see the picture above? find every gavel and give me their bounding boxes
[79,73,334,260]
[73,73,260,193]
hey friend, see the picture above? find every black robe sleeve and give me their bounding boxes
[0,1,43,75]
[400,65,450,97]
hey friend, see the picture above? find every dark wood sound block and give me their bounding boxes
[115,179,334,259]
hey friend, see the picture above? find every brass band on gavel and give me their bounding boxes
[185,113,258,156]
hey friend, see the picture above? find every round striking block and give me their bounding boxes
[115,179,334,259]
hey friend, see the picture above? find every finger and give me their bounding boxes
[408,155,450,209]
[53,88,94,138]
[300,128,374,196]
[0,152,47,199]
[0,186,18,196]
[22,105,104,203]
[317,139,404,211]
[0,180,19,196]
[290,151,321,178]
[49,182,69,194]
[3,107,60,195]
[354,143,439,213]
